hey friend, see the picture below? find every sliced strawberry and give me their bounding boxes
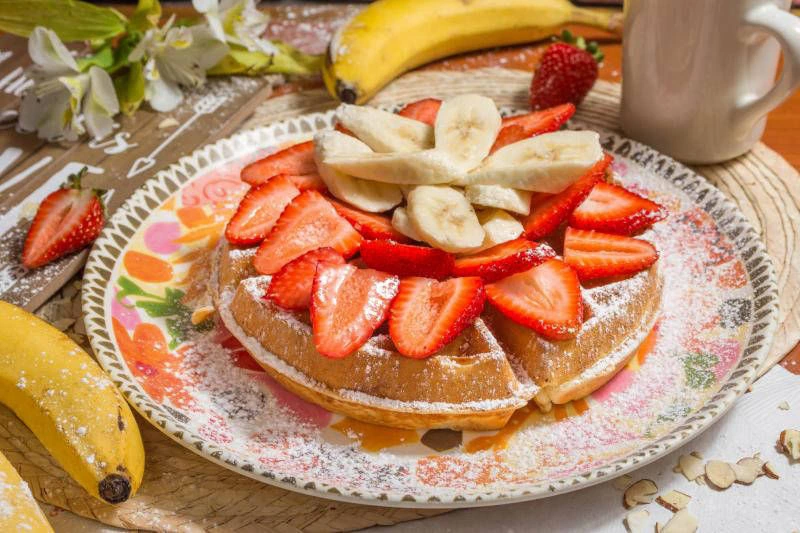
[569,182,666,235]
[334,122,355,136]
[253,191,362,274]
[22,172,105,269]
[311,264,399,358]
[452,238,556,282]
[396,98,442,126]
[389,276,485,358]
[563,227,658,280]
[360,240,454,279]
[241,141,316,185]
[329,199,409,242]
[266,247,344,310]
[486,258,583,340]
[492,103,576,152]
[224,175,300,246]
[282,172,327,192]
[522,153,613,239]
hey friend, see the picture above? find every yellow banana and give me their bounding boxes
[0,450,53,532]
[323,0,619,104]
[0,301,144,504]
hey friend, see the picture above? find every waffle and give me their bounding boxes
[213,239,662,430]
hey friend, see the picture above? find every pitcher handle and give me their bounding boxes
[736,4,800,123]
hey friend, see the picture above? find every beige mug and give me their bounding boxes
[621,0,800,164]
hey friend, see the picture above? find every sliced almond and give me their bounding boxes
[191,305,215,325]
[677,454,705,482]
[733,456,763,484]
[624,508,650,533]
[778,400,790,410]
[762,461,780,479]
[660,509,698,533]
[623,479,658,509]
[613,474,634,491]
[779,429,800,460]
[705,460,736,489]
[656,490,691,512]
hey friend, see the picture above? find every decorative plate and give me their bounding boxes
[82,107,779,507]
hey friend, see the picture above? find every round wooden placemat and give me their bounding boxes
[1,68,797,532]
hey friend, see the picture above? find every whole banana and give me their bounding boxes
[323,0,619,104]
[0,301,145,504]
[0,450,53,532]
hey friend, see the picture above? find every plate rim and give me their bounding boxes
[81,106,780,508]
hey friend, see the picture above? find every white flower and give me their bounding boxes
[129,16,228,112]
[18,27,119,141]
[193,0,278,55]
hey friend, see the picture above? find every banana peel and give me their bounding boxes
[323,0,620,104]
[0,450,53,532]
[0,301,145,504]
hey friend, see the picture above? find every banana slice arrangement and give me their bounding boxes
[318,94,603,253]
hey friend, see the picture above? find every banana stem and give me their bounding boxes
[569,7,623,36]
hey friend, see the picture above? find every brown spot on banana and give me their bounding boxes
[98,472,132,504]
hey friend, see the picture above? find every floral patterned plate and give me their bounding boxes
[82,107,779,507]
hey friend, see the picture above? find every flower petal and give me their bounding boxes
[28,27,79,76]
[146,76,183,112]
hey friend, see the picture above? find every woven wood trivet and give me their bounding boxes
[1,68,797,532]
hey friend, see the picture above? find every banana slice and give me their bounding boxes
[314,131,402,212]
[391,206,423,241]
[434,94,501,171]
[472,208,524,252]
[407,185,484,252]
[324,149,464,185]
[335,103,434,152]
[465,184,532,215]
[465,130,603,192]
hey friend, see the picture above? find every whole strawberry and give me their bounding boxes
[530,31,603,110]
[22,167,105,269]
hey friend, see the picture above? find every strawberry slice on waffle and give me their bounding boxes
[360,240,454,280]
[225,175,300,246]
[486,258,583,340]
[329,199,409,242]
[453,238,556,282]
[241,141,316,185]
[311,264,399,358]
[389,276,486,358]
[563,227,658,281]
[253,191,362,274]
[266,247,345,310]
[569,182,666,235]
[396,98,442,126]
[491,103,576,152]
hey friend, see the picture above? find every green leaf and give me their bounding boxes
[117,275,151,301]
[682,352,719,389]
[0,0,126,42]
[207,42,322,77]
[135,301,176,318]
[128,0,161,32]
[76,44,114,71]
[114,61,145,116]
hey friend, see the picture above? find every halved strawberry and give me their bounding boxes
[569,182,666,235]
[452,238,556,282]
[329,199,409,242]
[253,191,362,274]
[22,169,105,269]
[266,247,344,310]
[486,258,583,340]
[389,276,485,358]
[563,227,658,280]
[241,141,316,185]
[224,175,300,245]
[281,172,327,192]
[492,103,576,152]
[311,264,399,358]
[360,240,454,279]
[396,98,442,126]
[522,153,613,239]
